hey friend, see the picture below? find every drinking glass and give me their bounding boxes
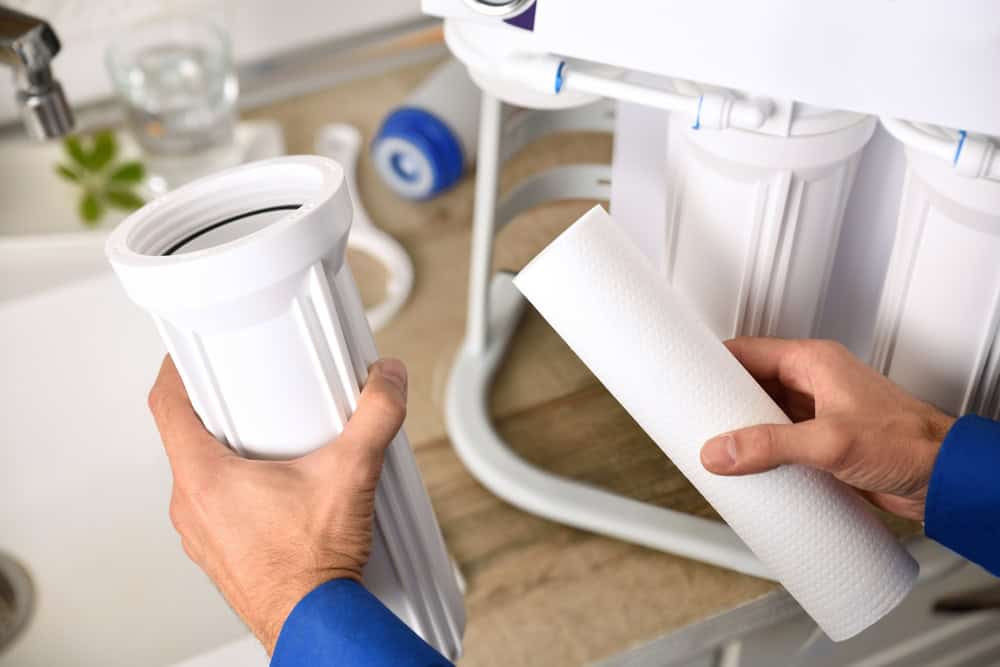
[106,16,238,156]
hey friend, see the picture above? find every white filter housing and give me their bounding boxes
[872,149,1000,418]
[105,156,465,658]
[619,95,876,340]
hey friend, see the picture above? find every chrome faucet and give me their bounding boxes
[0,5,73,139]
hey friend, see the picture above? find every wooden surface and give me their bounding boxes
[247,59,919,666]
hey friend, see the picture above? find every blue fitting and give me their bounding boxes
[555,61,566,94]
[953,129,968,166]
[372,107,465,199]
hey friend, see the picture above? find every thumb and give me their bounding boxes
[302,358,408,479]
[701,419,847,476]
[149,355,233,476]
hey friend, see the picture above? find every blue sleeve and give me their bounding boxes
[271,579,453,667]
[925,414,1000,576]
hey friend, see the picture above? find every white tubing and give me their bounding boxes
[881,117,1000,181]
[563,65,769,130]
[498,53,770,130]
[566,69,700,116]
[880,117,957,162]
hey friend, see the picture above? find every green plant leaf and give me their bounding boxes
[104,188,145,211]
[88,131,117,171]
[79,191,104,226]
[64,136,89,167]
[109,161,145,184]
[55,163,81,183]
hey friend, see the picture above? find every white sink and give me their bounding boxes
[0,123,285,666]
[0,239,267,666]
[0,142,129,239]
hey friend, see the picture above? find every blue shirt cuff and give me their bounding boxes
[925,414,1000,576]
[271,579,453,667]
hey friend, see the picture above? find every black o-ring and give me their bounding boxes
[162,204,302,256]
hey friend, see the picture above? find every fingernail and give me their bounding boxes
[377,358,407,397]
[702,434,737,472]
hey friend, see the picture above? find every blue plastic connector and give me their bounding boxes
[372,107,465,200]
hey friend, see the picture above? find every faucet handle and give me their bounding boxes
[1,6,74,139]
[1,6,62,70]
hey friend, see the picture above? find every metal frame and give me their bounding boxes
[444,90,774,579]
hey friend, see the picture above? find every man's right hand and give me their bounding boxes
[700,337,955,521]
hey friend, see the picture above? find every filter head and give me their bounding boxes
[372,107,465,200]
[105,156,353,319]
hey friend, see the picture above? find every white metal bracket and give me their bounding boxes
[447,91,773,579]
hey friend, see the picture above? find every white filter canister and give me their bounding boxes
[872,146,1000,418]
[613,88,876,342]
[105,156,465,658]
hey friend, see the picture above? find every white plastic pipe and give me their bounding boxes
[880,117,957,162]
[881,117,1000,181]
[500,54,770,130]
[564,69,770,130]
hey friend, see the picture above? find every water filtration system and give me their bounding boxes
[427,0,1000,642]
[97,0,999,652]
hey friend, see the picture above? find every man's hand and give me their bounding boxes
[147,356,408,654]
[700,337,955,521]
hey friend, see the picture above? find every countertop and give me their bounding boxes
[246,58,919,666]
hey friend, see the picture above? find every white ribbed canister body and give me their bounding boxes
[872,147,1000,418]
[106,156,465,658]
[615,89,876,341]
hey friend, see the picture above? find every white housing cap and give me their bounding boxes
[107,156,353,322]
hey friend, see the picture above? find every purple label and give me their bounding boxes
[504,2,536,31]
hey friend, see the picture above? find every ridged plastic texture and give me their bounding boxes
[514,206,918,641]
[155,263,464,655]
[618,109,875,341]
[105,156,464,658]
[872,149,1000,418]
